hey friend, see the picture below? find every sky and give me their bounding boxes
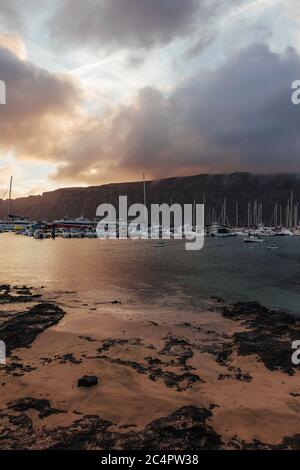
[0,0,300,197]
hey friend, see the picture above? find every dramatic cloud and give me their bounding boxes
[49,0,198,50]
[1,2,299,193]
[52,87,175,182]
[53,43,300,184]
[0,43,84,162]
[0,33,27,60]
[49,0,245,52]
[170,43,300,174]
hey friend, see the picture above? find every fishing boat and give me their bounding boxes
[243,234,264,243]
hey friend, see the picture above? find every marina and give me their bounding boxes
[1,231,300,313]
[1,219,299,239]
[2,176,300,239]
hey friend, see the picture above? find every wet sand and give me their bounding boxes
[0,285,300,449]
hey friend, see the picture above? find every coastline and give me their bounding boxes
[0,284,300,450]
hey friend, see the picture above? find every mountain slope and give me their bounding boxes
[0,173,299,225]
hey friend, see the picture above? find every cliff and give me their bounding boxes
[0,173,299,225]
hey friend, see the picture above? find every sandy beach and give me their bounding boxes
[0,283,299,450]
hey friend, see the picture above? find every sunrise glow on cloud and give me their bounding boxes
[0,0,299,196]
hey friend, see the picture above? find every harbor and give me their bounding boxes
[1,177,300,240]
[1,182,300,450]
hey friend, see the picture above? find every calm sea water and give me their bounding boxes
[1,233,300,313]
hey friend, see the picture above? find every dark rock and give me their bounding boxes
[0,302,65,354]
[148,368,202,390]
[160,334,194,367]
[4,401,300,450]
[77,376,98,388]
[217,370,252,382]
[79,335,97,343]
[97,354,202,391]
[58,354,81,365]
[215,343,233,366]
[227,434,300,450]
[4,362,36,377]
[117,406,223,450]
[219,301,300,375]
[7,397,64,419]
[36,407,222,450]
[234,331,294,375]
[97,337,144,354]
[144,357,162,366]
[0,284,42,304]
[282,435,300,450]
[45,415,114,450]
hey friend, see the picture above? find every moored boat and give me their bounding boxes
[243,234,264,243]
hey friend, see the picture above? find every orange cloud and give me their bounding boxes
[0,33,27,60]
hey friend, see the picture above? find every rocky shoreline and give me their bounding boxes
[0,285,300,450]
[219,301,300,375]
[1,403,300,450]
[0,304,65,356]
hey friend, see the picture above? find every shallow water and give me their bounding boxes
[0,233,300,313]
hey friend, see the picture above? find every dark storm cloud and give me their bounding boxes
[171,43,300,174]
[49,0,236,51]
[52,87,175,183]
[53,43,300,184]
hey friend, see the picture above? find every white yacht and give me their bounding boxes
[274,228,294,236]
[53,217,96,229]
[254,225,276,237]
[243,234,264,243]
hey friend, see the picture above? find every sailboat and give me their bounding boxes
[139,173,168,248]
[243,233,264,243]
[0,177,30,231]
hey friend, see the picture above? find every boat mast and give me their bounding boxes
[8,176,13,218]
[247,202,251,228]
[193,199,196,227]
[279,205,282,227]
[223,196,227,226]
[142,173,147,226]
[294,202,298,228]
[290,190,294,228]
[253,200,257,227]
